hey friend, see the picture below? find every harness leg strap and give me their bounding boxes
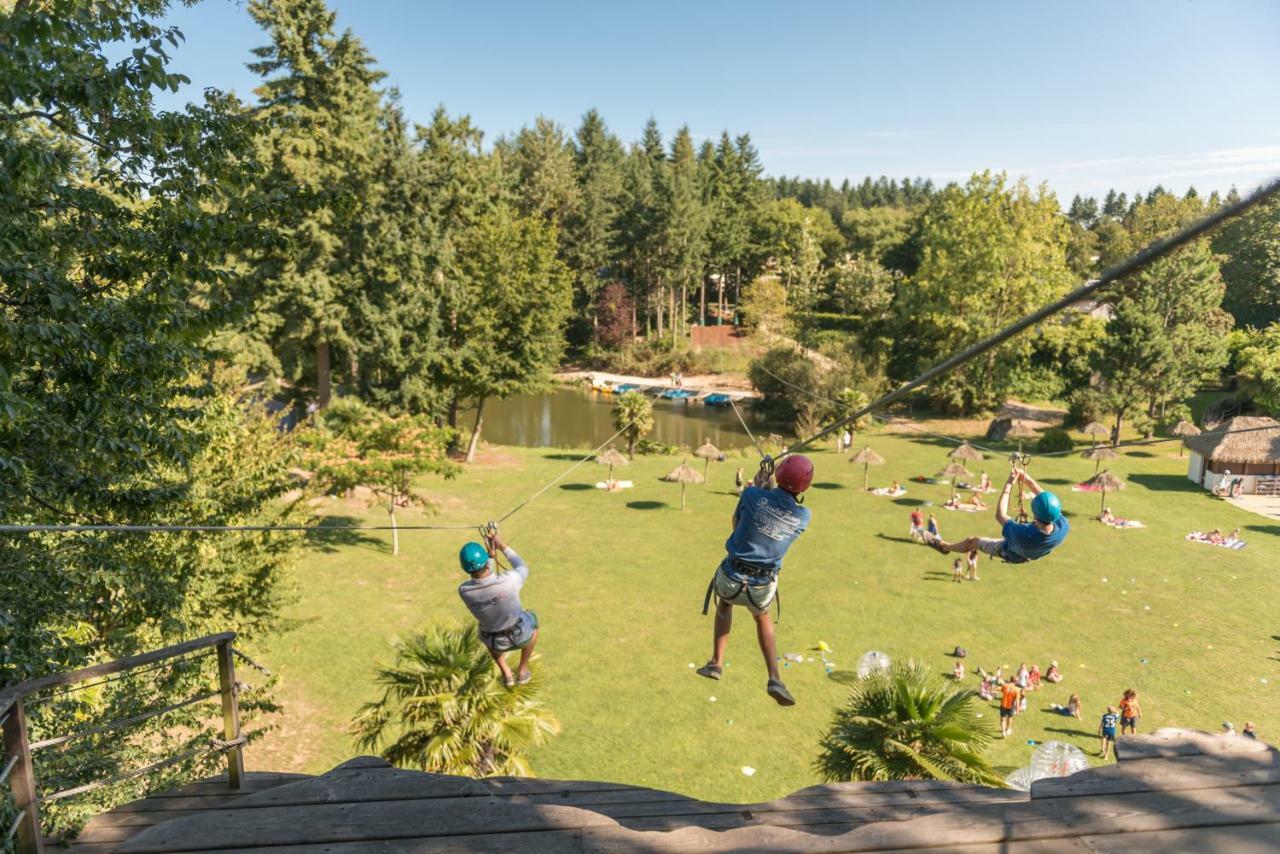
[701,572,718,616]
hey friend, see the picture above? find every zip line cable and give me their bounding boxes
[775,175,1280,462]
[728,398,768,460]
[1,419,639,536]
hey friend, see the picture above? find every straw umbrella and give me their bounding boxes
[1081,445,1118,475]
[694,439,722,484]
[936,461,974,502]
[1171,420,1201,457]
[849,445,885,491]
[1083,469,1125,515]
[1082,421,1109,448]
[948,442,984,463]
[662,459,705,510]
[596,447,629,488]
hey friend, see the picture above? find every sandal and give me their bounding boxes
[767,679,795,706]
[696,662,723,680]
[516,669,533,686]
[502,676,516,689]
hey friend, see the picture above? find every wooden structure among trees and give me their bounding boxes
[55,729,1278,852]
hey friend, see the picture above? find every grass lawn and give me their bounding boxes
[251,430,1279,803]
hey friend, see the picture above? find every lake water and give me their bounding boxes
[462,386,770,450]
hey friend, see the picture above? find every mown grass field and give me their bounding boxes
[251,429,1279,803]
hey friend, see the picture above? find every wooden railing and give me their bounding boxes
[0,633,257,854]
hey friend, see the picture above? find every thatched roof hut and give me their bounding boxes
[849,445,884,491]
[1184,416,1280,494]
[694,440,722,484]
[662,459,705,510]
[948,442,984,462]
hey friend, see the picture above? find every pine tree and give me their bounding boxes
[564,109,625,344]
[660,126,709,344]
[245,0,386,407]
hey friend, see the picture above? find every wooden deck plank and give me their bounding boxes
[1032,752,1280,799]
[1116,729,1276,762]
[118,799,620,852]
[1074,821,1280,853]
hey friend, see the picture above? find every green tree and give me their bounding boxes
[564,109,625,344]
[353,624,560,776]
[815,661,1001,785]
[895,172,1073,413]
[444,210,573,462]
[752,198,842,312]
[749,347,818,431]
[615,120,666,336]
[303,410,457,556]
[1095,194,1231,437]
[1234,323,1280,415]
[505,115,580,230]
[659,126,709,343]
[738,273,790,334]
[1215,194,1280,328]
[841,205,921,274]
[243,0,386,407]
[612,391,654,457]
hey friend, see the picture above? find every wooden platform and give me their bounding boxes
[62,729,1279,852]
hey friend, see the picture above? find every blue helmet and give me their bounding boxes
[1031,491,1062,524]
[459,542,490,574]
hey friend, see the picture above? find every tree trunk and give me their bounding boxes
[465,397,486,463]
[681,481,687,511]
[699,276,706,327]
[655,281,664,337]
[627,434,636,457]
[669,286,677,349]
[446,396,462,454]
[389,503,399,557]
[1112,411,1123,447]
[316,340,332,409]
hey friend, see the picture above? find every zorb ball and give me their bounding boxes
[1028,741,1089,781]
[1004,767,1035,792]
[856,651,891,678]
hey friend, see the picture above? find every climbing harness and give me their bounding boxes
[701,559,782,622]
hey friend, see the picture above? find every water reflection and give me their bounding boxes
[463,386,769,450]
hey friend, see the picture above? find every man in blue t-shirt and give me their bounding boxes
[927,468,1068,563]
[697,455,813,706]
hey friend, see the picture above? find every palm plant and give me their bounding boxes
[353,624,560,777]
[815,660,1002,786]
[612,392,654,457]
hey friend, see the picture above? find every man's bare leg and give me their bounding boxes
[754,612,782,682]
[487,647,515,684]
[709,600,733,666]
[934,535,981,555]
[515,629,539,682]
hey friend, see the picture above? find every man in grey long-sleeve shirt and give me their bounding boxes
[457,531,540,687]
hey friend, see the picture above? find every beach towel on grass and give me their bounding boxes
[870,487,907,497]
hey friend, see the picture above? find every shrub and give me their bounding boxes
[1036,427,1074,454]
[1065,388,1107,428]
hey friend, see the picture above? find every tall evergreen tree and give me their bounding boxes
[564,109,625,344]
[506,115,579,230]
[660,126,709,342]
[615,119,666,335]
[245,0,386,407]
[1214,194,1280,328]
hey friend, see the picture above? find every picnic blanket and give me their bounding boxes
[1185,531,1246,550]
[596,480,634,491]
[1101,518,1145,529]
[957,482,996,494]
[942,503,983,512]
[870,487,907,497]
[1072,482,1106,492]
[911,476,943,484]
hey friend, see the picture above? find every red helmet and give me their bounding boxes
[774,454,814,494]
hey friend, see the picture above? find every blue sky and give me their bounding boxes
[154,0,1279,201]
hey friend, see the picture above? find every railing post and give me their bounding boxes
[2,699,44,854]
[214,640,243,790]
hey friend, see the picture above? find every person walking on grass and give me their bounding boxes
[964,548,980,581]
[927,512,940,540]
[697,455,814,707]
[909,508,926,542]
[456,530,540,688]
[1120,688,1142,735]
[952,558,964,582]
[926,467,1069,564]
[999,679,1021,738]
[1100,705,1120,758]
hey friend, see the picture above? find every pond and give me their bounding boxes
[461,386,771,451]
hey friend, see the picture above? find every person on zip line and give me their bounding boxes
[925,467,1068,563]
[697,454,814,707]
[457,528,540,688]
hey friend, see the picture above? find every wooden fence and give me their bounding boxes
[0,633,258,853]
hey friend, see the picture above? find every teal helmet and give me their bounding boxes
[459,541,490,574]
[1031,491,1062,524]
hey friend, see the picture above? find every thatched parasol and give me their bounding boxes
[694,439,722,484]
[596,447,629,487]
[1081,445,1118,474]
[662,459,705,510]
[1082,421,1109,447]
[849,445,885,491]
[1083,469,1125,514]
[1171,420,1201,457]
[948,442,984,463]
[936,461,974,501]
